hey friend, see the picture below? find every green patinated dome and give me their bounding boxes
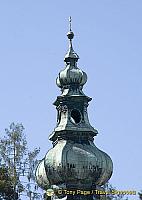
[36,140,113,190]
[56,66,87,89]
[44,140,113,187]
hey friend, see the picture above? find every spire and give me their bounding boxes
[64,17,79,63]
[56,17,87,93]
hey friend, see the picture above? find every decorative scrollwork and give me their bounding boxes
[57,105,68,113]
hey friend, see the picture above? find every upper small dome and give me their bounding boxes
[56,66,87,89]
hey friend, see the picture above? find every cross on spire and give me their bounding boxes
[69,16,72,31]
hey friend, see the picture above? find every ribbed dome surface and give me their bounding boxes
[43,140,113,188]
[56,65,87,88]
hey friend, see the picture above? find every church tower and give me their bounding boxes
[36,18,113,200]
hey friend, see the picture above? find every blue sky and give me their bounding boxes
[0,1,142,199]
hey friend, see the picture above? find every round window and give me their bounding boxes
[70,109,81,124]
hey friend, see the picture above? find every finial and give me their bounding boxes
[69,16,72,31]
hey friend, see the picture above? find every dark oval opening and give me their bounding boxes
[71,109,81,124]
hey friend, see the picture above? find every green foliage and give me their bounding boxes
[0,123,41,200]
[0,166,18,200]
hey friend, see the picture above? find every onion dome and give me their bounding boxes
[56,66,87,89]
[56,18,87,91]
[44,140,113,188]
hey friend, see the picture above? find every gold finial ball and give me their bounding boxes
[67,31,74,40]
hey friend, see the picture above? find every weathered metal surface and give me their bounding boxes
[44,140,112,187]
